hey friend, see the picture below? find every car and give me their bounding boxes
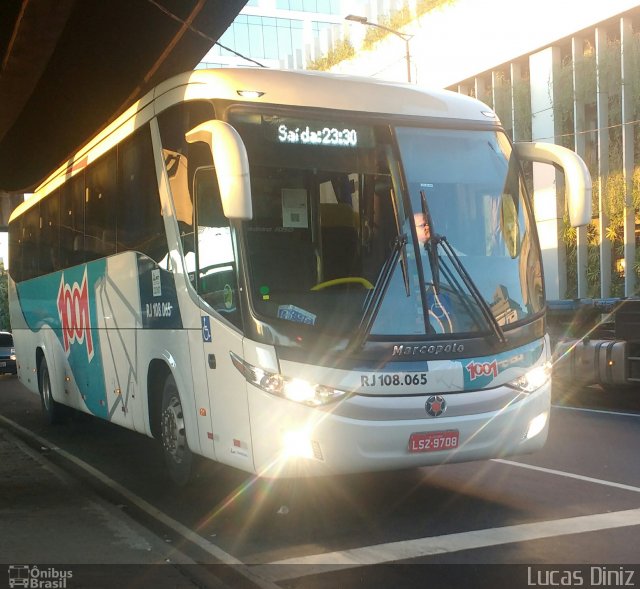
[0,331,17,375]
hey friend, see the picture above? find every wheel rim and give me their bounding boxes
[161,396,187,463]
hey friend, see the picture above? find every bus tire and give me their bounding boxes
[160,374,193,486]
[39,358,66,424]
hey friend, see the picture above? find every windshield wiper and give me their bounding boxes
[347,233,409,353]
[419,190,506,344]
[438,236,506,343]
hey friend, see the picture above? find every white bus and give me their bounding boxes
[8,69,591,484]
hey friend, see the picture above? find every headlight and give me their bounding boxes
[506,362,551,393]
[230,352,348,406]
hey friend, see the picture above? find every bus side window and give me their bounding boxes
[157,100,216,277]
[60,173,85,268]
[8,215,23,283]
[193,166,241,328]
[85,150,117,261]
[39,190,60,274]
[117,126,166,262]
[22,205,40,281]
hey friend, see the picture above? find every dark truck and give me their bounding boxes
[548,298,640,391]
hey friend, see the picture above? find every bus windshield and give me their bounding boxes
[229,110,543,342]
[382,126,545,337]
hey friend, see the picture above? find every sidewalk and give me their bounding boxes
[0,425,225,588]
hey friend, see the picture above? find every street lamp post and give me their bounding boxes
[345,14,413,83]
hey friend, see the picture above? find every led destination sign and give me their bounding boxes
[277,123,358,147]
[259,115,375,149]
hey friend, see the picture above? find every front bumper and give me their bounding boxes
[248,380,550,478]
[0,358,17,375]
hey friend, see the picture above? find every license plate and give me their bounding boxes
[408,430,459,453]
[0,362,5,368]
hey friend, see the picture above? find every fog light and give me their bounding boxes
[282,430,314,459]
[526,411,548,440]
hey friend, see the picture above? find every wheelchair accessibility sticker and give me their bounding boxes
[201,316,212,342]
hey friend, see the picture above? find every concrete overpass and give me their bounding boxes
[0,0,245,206]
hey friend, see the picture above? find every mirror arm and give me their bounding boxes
[186,120,253,220]
[514,141,592,228]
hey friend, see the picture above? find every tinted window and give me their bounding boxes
[193,166,240,326]
[60,173,85,267]
[22,205,40,281]
[158,101,242,328]
[85,151,117,260]
[117,127,165,261]
[10,123,164,282]
[158,101,214,155]
[8,214,23,282]
[157,100,215,267]
[39,189,60,274]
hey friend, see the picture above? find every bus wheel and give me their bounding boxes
[39,358,65,424]
[160,375,193,486]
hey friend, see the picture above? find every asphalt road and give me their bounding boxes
[1,374,639,589]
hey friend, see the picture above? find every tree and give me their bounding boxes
[0,268,10,331]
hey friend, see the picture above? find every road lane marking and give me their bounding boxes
[492,459,640,494]
[552,404,640,418]
[0,414,281,589]
[254,508,640,581]
[4,402,638,586]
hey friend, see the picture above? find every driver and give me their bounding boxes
[413,212,431,245]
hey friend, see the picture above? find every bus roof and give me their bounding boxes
[12,68,497,222]
[156,67,496,122]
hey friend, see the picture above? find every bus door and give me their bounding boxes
[187,166,253,471]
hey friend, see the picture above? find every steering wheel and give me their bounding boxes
[311,277,374,291]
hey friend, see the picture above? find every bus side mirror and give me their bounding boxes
[185,120,253,220]
[514,142,592,228]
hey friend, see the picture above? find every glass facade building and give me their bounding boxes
[198,0,365,69]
